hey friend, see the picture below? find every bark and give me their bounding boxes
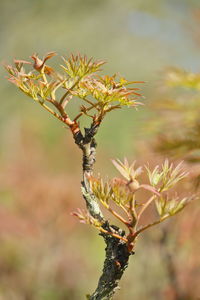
[89,223,132,300]
[73,122,132,300]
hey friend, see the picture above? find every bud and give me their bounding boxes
[127,179,140,192]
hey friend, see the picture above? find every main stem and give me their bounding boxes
[89,223,131,300]
[73,123,132,300]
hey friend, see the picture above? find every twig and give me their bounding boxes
[59,78,81,105]
[136,195,155,227]
[134,214,170,238]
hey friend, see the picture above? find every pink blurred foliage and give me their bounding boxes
[0,129,93,299]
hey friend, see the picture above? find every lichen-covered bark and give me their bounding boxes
[89,223,132,300]
[73,123,104,222]
[74,122,131,300]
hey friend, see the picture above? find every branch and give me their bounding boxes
[135,195,155,228]
[88,223,132,300]
[73,102,100,122]
[73,120,133,299]
[39,99,81,135]
[59,77,81,105]
[72,120,105,222]
[39,101,64,123]
[134,214,170,238]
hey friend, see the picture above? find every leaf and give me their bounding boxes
[71,208,102,227]
[61,54,106,78]
[139,184,161,196]
[43,52,57,63]
[146,160,188,192]
[14,59,31,65]
[112,158,143,182]
[112,159,130,180]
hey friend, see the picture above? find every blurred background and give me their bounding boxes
[0,0,200,299]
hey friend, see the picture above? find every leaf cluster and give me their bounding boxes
[5,52,144,132]
[146,160,187,192]
[74,159,192,250]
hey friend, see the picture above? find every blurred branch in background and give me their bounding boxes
[145,66,200,299]
[151,67,200,188]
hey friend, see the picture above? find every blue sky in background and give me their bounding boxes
[128,12,186,43]
[128,4,200,71]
